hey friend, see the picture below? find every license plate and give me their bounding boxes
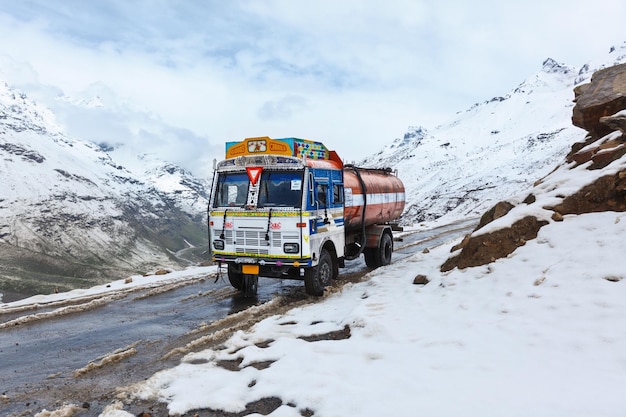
[242,264,259,274]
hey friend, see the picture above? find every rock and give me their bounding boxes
[548,172,626,214]
[551,212,564,222]
[572,63,626,138]
[450,233,471,252]
[474,201,515,231]
[413,274,429,285]
[522,194,536,204]
[571,147,596,164]
[440,216,548,272]
[600,111,626,134]
[568,133,626,167]
[154,269,170,275]
[590,143,626,169]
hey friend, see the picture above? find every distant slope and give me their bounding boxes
[363,43,626,225]
[0,81,209,297]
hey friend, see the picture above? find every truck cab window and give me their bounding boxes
[214,172,248,207]
[258,171,304,208]
[316,183,328,207]
[333,184,344,205]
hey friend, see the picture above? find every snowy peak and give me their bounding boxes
[575,41,626,84]
[541,57,572,74]
[0,81,62,135]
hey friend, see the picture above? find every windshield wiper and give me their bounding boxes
[265,208,273,242]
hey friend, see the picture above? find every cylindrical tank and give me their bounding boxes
[343,166,405,231]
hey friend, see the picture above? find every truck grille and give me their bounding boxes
[219,229,299,255]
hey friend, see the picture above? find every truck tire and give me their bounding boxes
[304,249,333,296]
[364,232,393,268]
[363,247,377,268]
[227,264,244,290]
[378,232,393,266]
[243,274,258,298]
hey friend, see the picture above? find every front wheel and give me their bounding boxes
[242,274,258,298]
[304,249,333,296]
[227,264,244,290]
[228,265,258,298]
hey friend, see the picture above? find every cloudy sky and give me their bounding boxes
[0,1,624,178]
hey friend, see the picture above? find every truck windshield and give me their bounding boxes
[214,172,249,207]
[258,170,304,208]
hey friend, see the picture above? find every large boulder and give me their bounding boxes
[440,216,548,272]
[572,63,626,138]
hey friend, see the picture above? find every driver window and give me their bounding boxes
[316,183,328,206]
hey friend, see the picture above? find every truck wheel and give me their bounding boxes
[227,264,244,290]
[364,233,393,269]
[363,248,377,268]
[305,249,333,296]
[243,274,258,298]
[378,232,393,266]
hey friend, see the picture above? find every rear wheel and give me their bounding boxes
[364,232,393,268]
[378,232,393,266]
[363,247,377,268]
[304,249,333,296]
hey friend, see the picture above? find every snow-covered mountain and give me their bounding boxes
[0,82,210,297]
[363,43,626,225]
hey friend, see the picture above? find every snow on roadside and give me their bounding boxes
[0,266,218,312]
[118,211,626,417]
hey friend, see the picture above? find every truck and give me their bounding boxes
[207,136,406,297]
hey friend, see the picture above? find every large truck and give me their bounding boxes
[208,136,405,296]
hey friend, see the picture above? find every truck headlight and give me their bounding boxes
[213,240,225,250]
[283,243,299,254]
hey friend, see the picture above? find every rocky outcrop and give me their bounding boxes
[441,61,626,272]
[572,63,626,138]
[441,216,548,272]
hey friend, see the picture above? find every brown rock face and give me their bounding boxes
[600,112,626,134]
[440,216,548,272]
[549,173,626,214]
[572,63,626,138]
[474,201,515,231]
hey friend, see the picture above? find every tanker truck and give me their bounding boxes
[208,136,405,296]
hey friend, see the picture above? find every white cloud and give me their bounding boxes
[258,95,308,120]
[0,0,624,173]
